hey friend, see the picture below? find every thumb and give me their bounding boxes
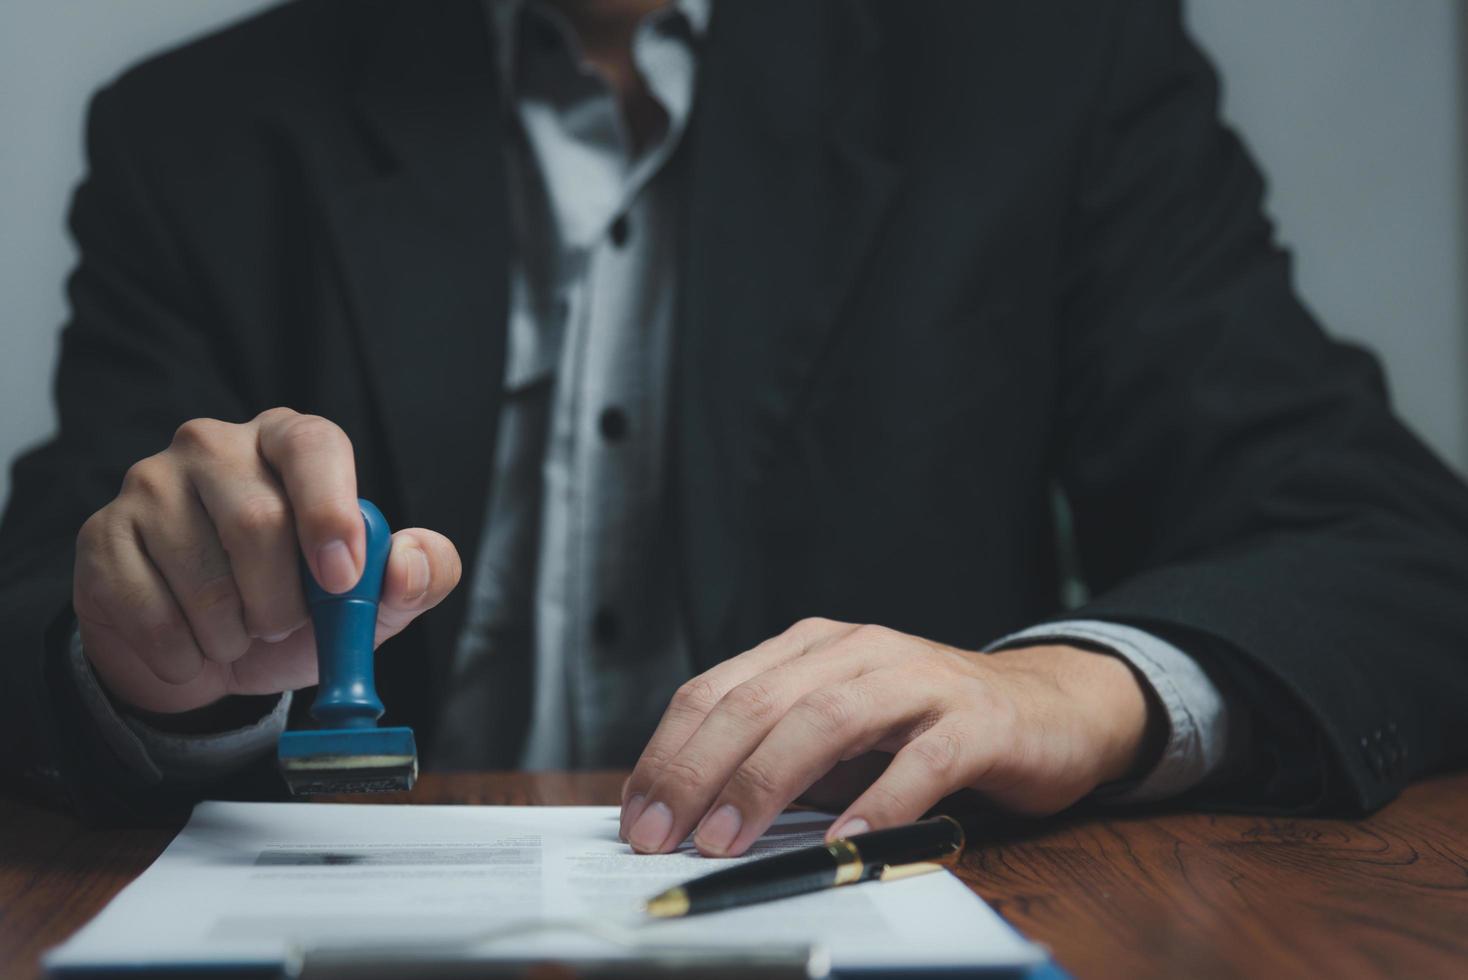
[373,528,463,644]
[222,529,460,696]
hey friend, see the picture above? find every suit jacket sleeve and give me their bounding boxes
[1055,0,1468,812]
[0,83,283,823]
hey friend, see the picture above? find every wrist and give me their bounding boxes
[991,644,1157,786]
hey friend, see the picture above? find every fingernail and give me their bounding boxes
[628,801,673,853]
[262,629,294,644]
[695,804,743,855]
[404,547,430,603]
[831,817,870,840]
[317,540,358,593]
[620,793,646,842]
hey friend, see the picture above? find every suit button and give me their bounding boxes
[1360,737,1385,779]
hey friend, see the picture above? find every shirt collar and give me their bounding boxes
[487,0,710,100]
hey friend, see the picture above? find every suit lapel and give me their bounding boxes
[676,1,900,664]
[320,0,509,705]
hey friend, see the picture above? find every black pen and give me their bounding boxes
[644,815,966,918]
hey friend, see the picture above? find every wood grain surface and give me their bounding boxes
[3,770,1466,979]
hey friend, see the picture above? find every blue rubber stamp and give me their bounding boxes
[277,499,418,794]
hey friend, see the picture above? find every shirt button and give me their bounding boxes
[599,406,629,442]
[609,214,631,248]
[593,607,620,646]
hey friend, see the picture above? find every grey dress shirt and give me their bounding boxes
[436,0,706,769]
[71,0,1228,804]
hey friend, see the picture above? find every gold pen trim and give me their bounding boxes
[826,838,864,885]
[877,860,944,882]
[644,885,690,918]
[934,814,967,862]
[939,815,963,850]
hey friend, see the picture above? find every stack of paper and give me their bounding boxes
[46,801,1044,976]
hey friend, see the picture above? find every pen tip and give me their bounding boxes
[645,887,690,919]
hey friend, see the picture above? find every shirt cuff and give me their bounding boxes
[985,619,1230,803]
[67,627,291,783]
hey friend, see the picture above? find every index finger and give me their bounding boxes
[619,617,856,840]
[629,648,879,854]
[255,409,363,594]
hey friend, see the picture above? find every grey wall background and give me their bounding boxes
[0,0,274,510]
[1,1,1465,512]
[1186,0,1467,474]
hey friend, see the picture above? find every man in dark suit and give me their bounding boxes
[3,0,1467,852]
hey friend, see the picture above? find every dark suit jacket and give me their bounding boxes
[4,0,1468,824]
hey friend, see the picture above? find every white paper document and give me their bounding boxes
[46,801,1043,975]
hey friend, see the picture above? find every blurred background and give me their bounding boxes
[1,0,1464,510]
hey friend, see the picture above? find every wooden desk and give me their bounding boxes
[4,770,1467,978]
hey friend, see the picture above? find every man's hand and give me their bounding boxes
[620,618,1155,856]
[73,408,462,716]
